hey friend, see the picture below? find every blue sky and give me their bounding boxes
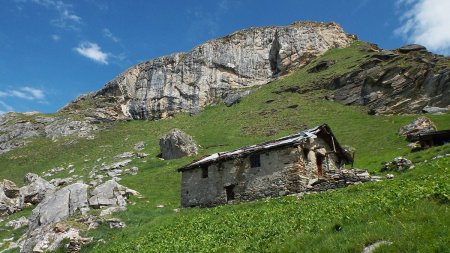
[0,0,449,114]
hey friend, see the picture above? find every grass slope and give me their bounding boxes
[0,42,448,252]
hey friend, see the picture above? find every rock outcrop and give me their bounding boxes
[398,117,437,137]
[62,21,356,120]
[0,180,23,216]
[20,173,55,205]
[223,90,252,107]
[381,157,415,172]
[21,224,92,253]
[88,180,139,209]
[322,43,450,115]
[1,174,58,217]
[159,129,198,159]
[28,183,89,231]
[422,105,449,114]
[0,112,98,155]
[2,178,140,252]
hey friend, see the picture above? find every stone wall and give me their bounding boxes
[180,136,342,207]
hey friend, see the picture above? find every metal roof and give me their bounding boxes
[178,124,352,172]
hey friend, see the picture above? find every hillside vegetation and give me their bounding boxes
[0,42,449,252]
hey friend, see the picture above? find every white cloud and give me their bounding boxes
[74,42,109,64]
[0,101,14,114]
[0,87,46,101]
[102,28,119,43]
[21,87,45,100]
[51,34,61,41]
[396,0,450,55]
[10,90,29,99]
[17,0,82,29]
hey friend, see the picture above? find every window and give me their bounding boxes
[225,185,235,201]
[201,165,208,178]
[249,154,261,168]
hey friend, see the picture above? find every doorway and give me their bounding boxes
[316,153,325,176]
[225,185,235,201]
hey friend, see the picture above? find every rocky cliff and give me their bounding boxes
[61,21,356,120]
[319,44,449,115]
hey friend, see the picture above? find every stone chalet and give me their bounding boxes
[178,124,353,208]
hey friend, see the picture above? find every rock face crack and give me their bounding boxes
[269,31,282,76]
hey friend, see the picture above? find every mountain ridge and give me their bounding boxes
[61,21,356,120]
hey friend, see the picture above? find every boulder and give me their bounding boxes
[398,117,437,138]
[0,190,22,216]
[89,180,139,209]
[159,129,198,160]
[363,241,393,253]
[125,167,139,175]
[381,157,414,172]
[223,90,252,107]
[0,180,23,216]
[20,173,55,205]
[106,218,126,229]
[28,183,89,231]
[2,179,20,199]
[307,60,335,73]
[133,141,145,151]
[398,44,427,53]
[135,152,149,158]
[422,105,449,114]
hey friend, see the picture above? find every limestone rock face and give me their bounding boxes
[89,180,139,208]
[62,21,356,120]
[160,129,198,159]
[20,173,55,205]
[28,183,89,231]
